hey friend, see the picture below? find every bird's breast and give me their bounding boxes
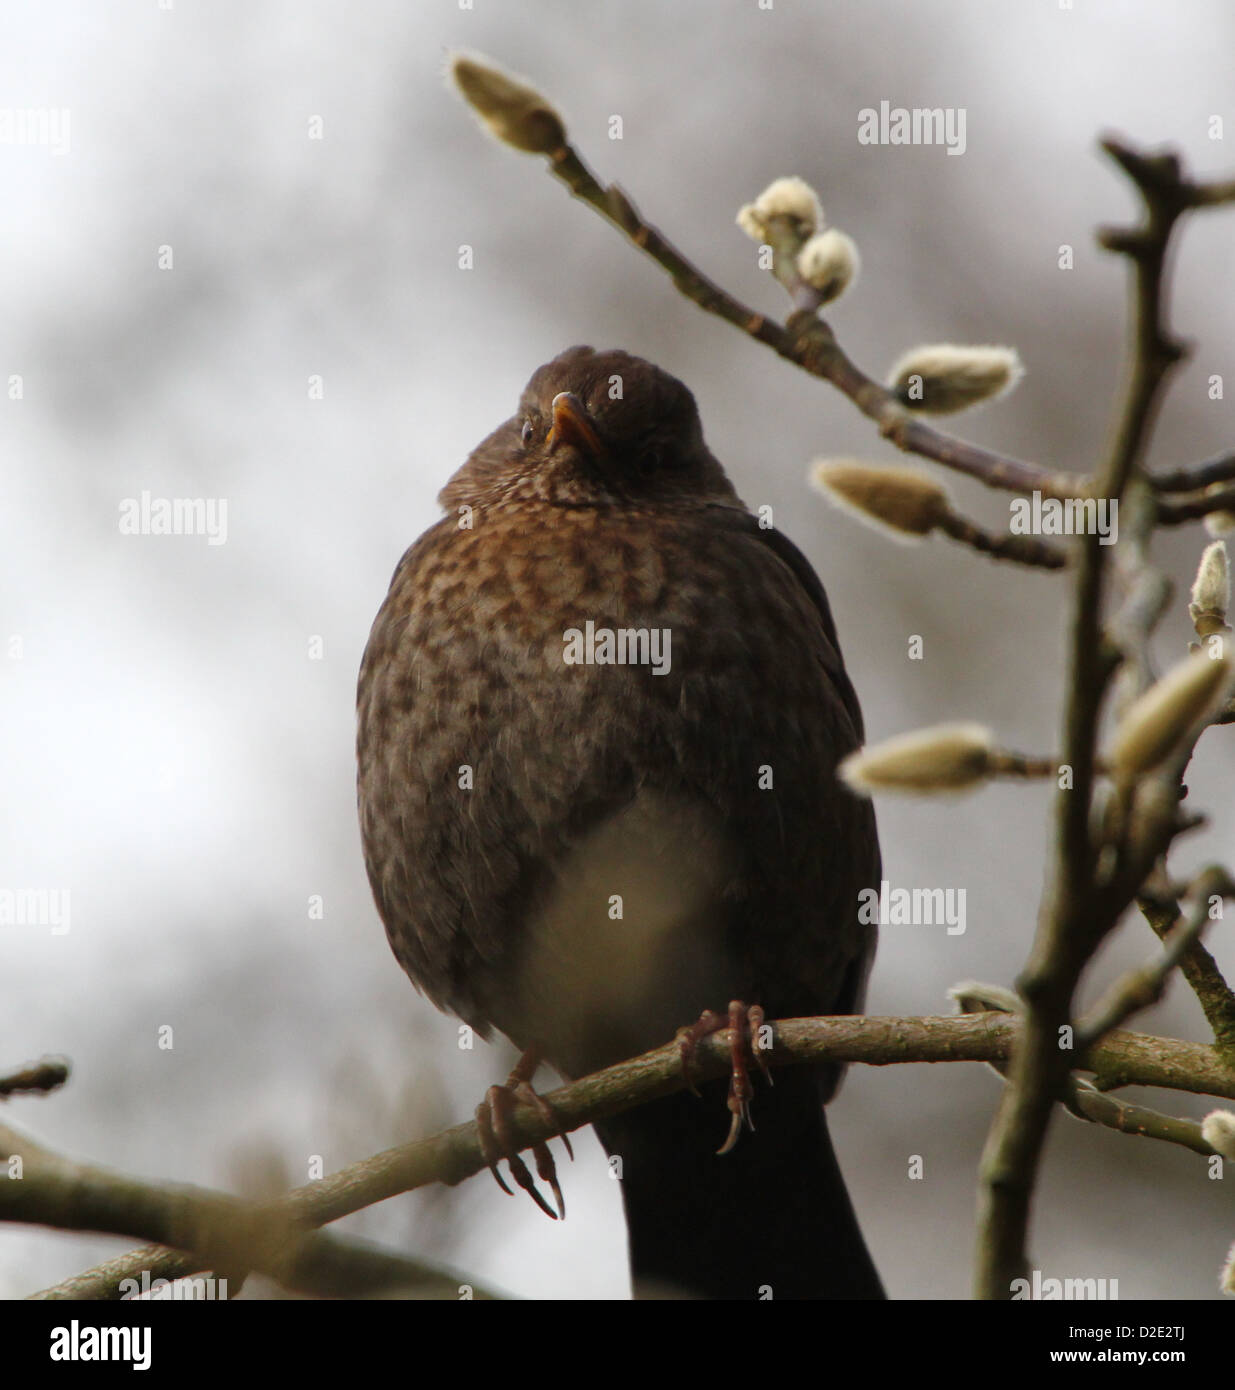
[508,787,738,1078]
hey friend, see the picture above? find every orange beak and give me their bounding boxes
[547,392,604,457]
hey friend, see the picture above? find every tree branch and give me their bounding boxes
[1076,868,1232,1050]
[1138,888,1235,1062]
[1153,449,1235,493]
[0,1056,70,1099]
[1061,1077,1216,1156]
[1,1120,479,1301]
[1156,484,1235,525]
[21,1013,1235,1299]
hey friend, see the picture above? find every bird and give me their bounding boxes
[356,345,884,1299]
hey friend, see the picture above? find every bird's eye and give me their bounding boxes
[521,419,535,446]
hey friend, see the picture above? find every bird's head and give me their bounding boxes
[440,346,736,510]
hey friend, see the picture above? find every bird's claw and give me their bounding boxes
[475,1046,573,1220]
[678,1000,772,1154]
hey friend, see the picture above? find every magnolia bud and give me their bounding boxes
[795,230,860,303]
[1190,541,1230,634]
[810,460,950,539]
[839,723,994,795]
[736,175,823,243]
[450,53,567,155]
[1202,1110,1235,1160]
[1109,650,1234,779]
[948,980,1022,1015]
[888,344,1024,414]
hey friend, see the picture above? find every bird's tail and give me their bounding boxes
[593,1066,884,1300]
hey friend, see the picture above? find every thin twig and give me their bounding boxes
[1138,887,1235,1061]
[0,1057,70,1099]
[1153,449,1235,493]
[957,993,1222,1159]
[1075,869,1230,1049]
[1061,1077,1216,1156]
[1156,484,1235,524]
[936,512,1069,569]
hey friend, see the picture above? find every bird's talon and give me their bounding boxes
[511,1153,559,1220]
[514,1080,574,1163]
[475,1097,515,1195]
[679,1000,771,1153]
[473,1048,568,1219]
[678,1009,724,1098]
[531,1141,567,1219]
[716,1107,745,1156]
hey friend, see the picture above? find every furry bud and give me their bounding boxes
[840,723,995,795]
[736,176,823,243]
[1190,541,1230,633]
[888,344,1024,414]
[450,53,567,155]
[1110,650,1234,779]
[795,229,860,303]
[1202,1110,1235,1160]
[810,460,951,539]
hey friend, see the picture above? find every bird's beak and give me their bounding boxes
[547,392,604,457]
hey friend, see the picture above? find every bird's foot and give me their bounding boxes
[676,1000,773,1155]
[475,1044,574,1220]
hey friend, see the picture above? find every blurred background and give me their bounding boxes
[2,0,1233,1300]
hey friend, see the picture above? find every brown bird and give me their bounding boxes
[356,346,883,1299]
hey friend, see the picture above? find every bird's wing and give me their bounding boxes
[702,502,866,741]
